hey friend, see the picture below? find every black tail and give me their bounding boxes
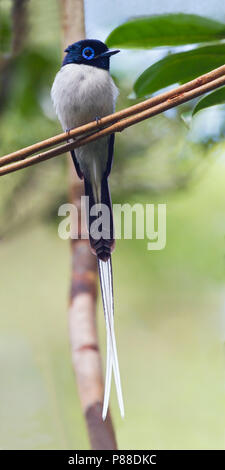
[84,176,115,261]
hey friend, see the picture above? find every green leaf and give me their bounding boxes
[106,14,225,49]
[193,86,225,115]
[134,44,225,97]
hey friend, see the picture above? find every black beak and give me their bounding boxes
[96,49,120,59]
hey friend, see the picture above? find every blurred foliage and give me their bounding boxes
[0,5,225,238]
[1,153,225,449]
[0,0,225,451]
[0,0,65,236]
[7,49,57,116]
[0,8,11,52]
[0,5,225,237]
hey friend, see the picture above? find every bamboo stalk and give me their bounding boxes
[61,0,117,450]
[1,70,225,176]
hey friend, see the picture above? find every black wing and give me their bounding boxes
[105,134,115,178]
[70,150,83,179]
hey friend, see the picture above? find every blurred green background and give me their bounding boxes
[0,0,225,449]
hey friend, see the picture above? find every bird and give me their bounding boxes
[51,39,124,420]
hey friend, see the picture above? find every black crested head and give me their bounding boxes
[62,39,119,71]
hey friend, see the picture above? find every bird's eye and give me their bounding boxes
[82,47,95,60]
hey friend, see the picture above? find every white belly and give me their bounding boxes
[51,63,118,129]
[51,63,118,182]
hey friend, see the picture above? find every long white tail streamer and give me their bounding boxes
[98,257,124,420]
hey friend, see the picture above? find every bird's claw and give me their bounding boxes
[66,127,74,142]
[95,116,101,127]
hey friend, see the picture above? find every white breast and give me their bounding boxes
[51,63,118,130]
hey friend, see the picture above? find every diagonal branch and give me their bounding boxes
[1,63,225,176]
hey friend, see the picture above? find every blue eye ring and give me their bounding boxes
[82,47,95,60]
